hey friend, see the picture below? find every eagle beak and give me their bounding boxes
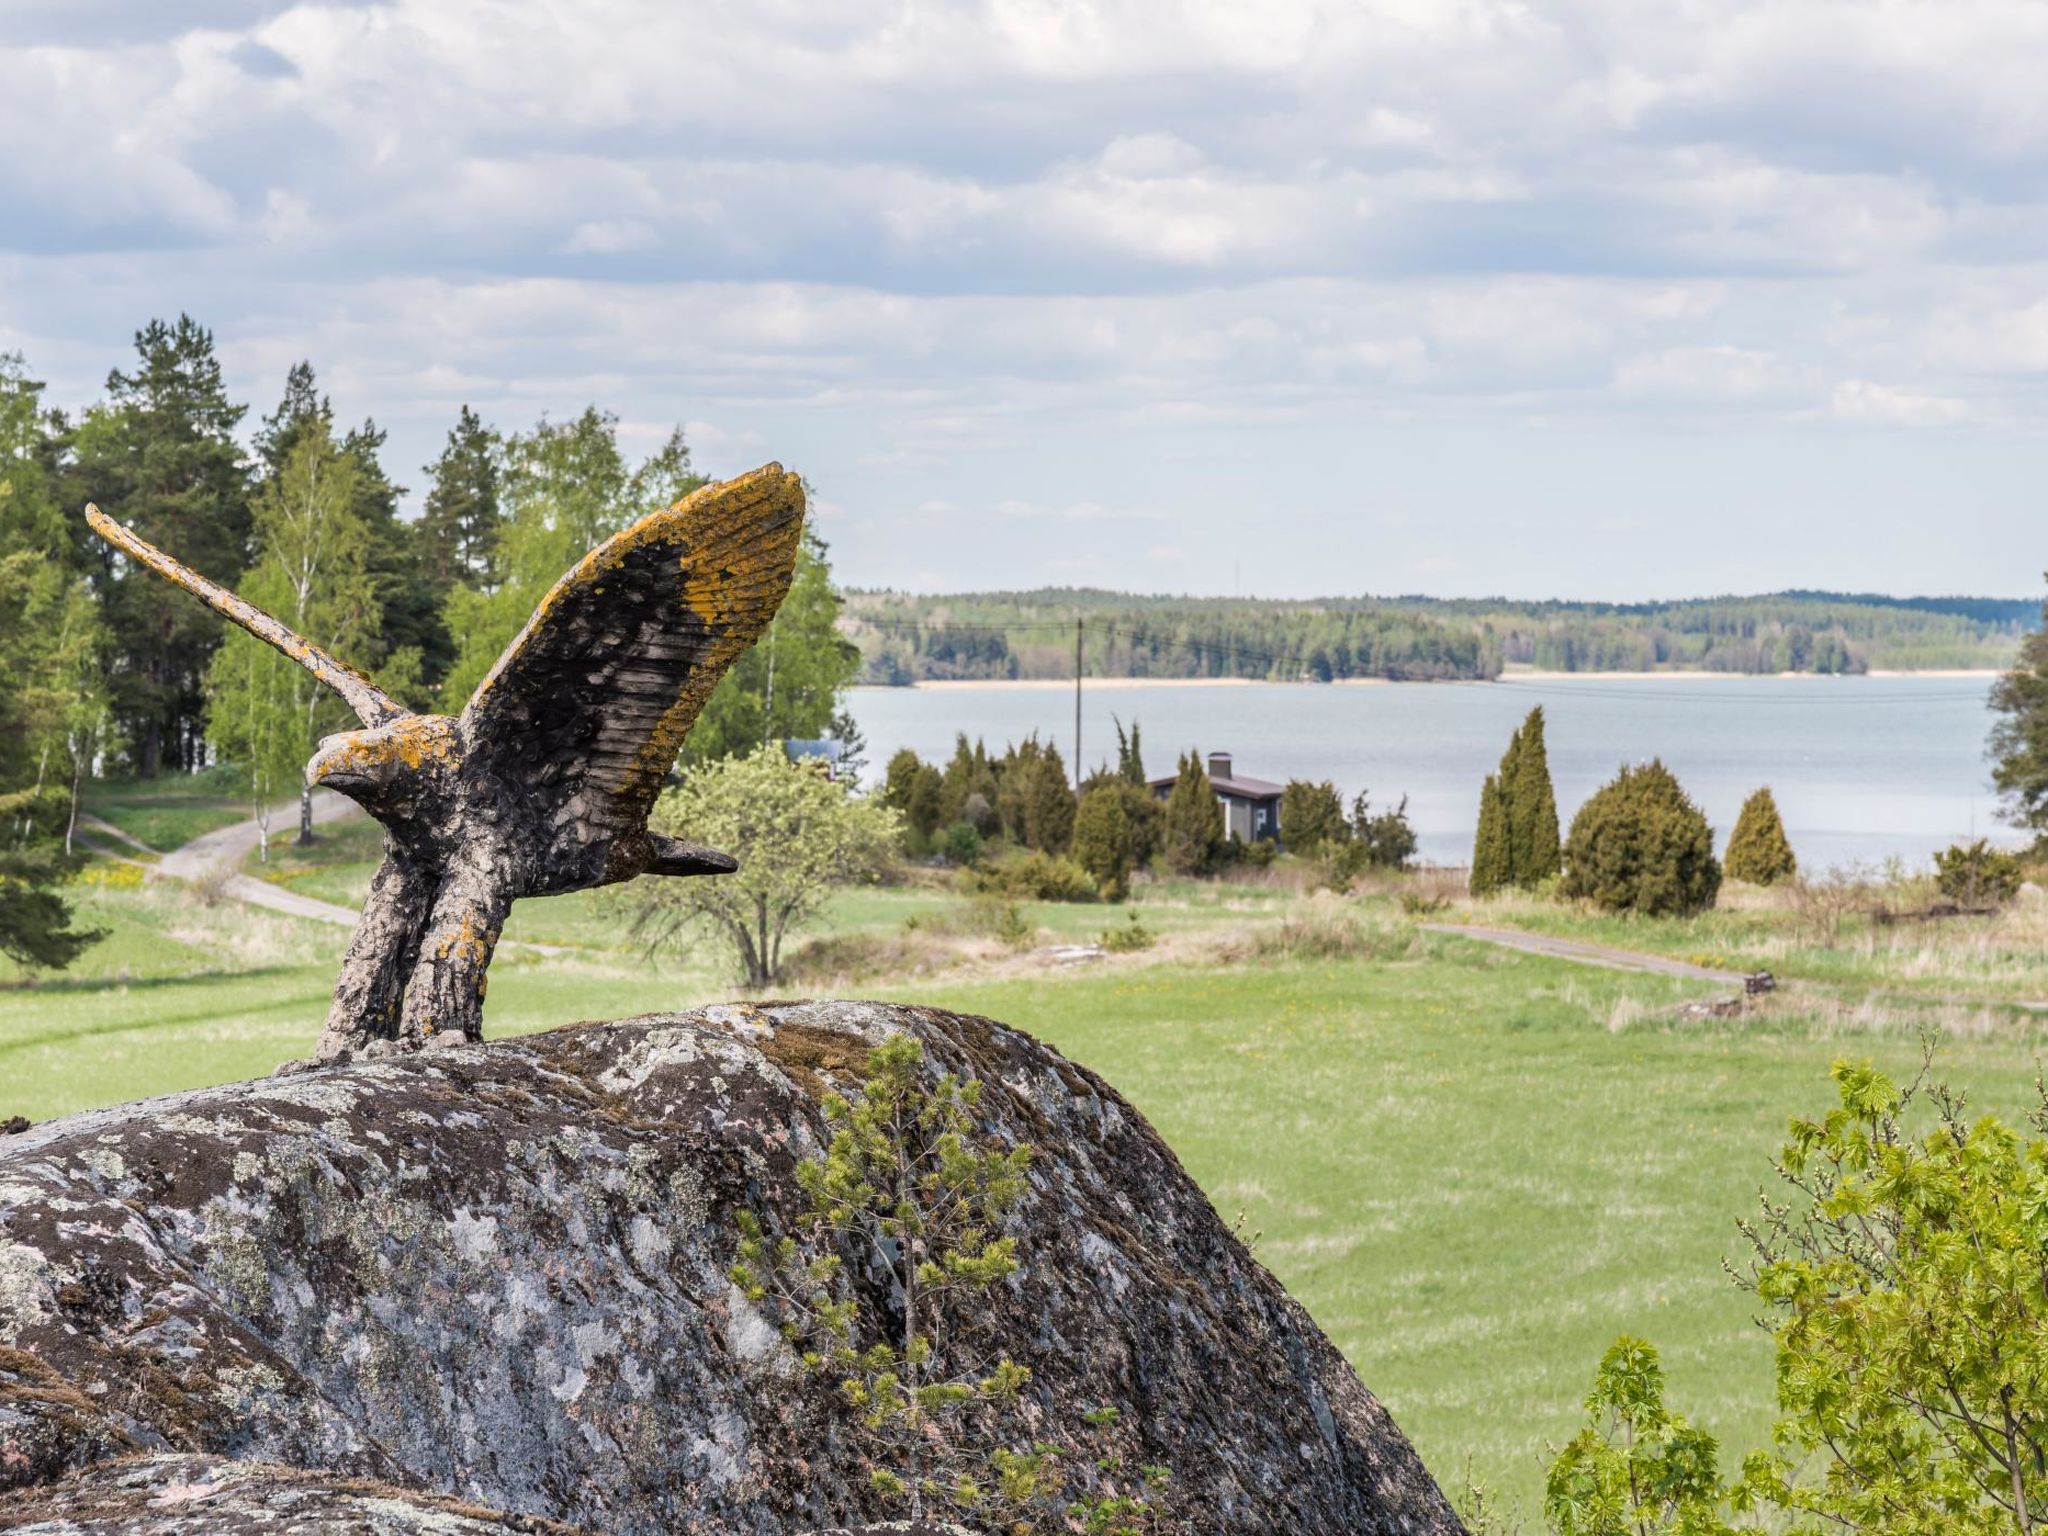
[649,835,738,877]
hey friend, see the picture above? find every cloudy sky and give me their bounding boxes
[4,1,2046,599]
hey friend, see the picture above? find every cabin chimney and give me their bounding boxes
[1207,750,1233,781]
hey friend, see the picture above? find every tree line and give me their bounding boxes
[844,584,2038,683]
[0,318,862,957]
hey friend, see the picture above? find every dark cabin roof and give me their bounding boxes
[1148,771,1284,801]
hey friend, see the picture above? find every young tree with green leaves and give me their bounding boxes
[1561,760,1721,916]
[1162,752,1221,876]
[72,316,251,774]
[1723,786,1797,885]
[1469,773,1512,896]
[1734,1059,2048,1534]
[1545,1337,1731,1536]
[633,745,899,986]
[207,416,380,847]
[440,410,701,709]
[1989,579,2048,845]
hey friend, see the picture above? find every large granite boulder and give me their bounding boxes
[0,1002,1460,1534]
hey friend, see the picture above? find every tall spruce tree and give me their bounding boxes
[417,404,502,594]
[73,316,251,773]
[1470,772,1513,896]
[1989,579,2048,844]
[1506,705,1562,884]
[1724,786,1797,885]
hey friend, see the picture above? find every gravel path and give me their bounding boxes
[1419,923,1754,984]
[77,794,366,925]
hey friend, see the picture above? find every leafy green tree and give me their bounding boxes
[730,1034,1037,1525]
[1734,1060,2048,1535]
[633,744,898,986]
[0,549,101,968]
[72,316,251,774]
[1162,752,1222,876]
[1469,773,1512,896]
[206,419,378,854]
[683,527,860,764]
[1990,581,2048,844]
[417,404,502,594]
[204,614,304,862]
[1279,779,1348,854]
[1545,1337,1732,1536]
[1506,706,1562,884]
[1073,783,1133,901]
[440,409,699,710]
[1561,760,1721,916]
[1723,787,1797,885]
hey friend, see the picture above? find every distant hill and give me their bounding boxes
[843,587,2040,684]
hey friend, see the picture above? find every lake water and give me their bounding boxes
[845,675,2017,871]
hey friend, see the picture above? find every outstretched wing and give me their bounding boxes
[459,464,806,838]
[84,504,408,730]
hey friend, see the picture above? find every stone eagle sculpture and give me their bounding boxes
[86,464,805,1062]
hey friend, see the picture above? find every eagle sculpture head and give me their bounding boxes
[87,465,805,1061]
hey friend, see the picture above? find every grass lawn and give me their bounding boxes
[82,769,251,852]
[8,851,2048,1517]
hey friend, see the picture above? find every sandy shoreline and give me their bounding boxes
[854,668,2000,691]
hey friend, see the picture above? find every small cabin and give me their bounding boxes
[1150,750,1283,845]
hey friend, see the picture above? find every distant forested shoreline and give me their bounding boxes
[844,588,2040,684]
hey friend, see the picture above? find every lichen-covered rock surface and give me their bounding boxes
[0,1001,1460,1534]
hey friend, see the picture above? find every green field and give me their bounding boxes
[6,831,2046,1519]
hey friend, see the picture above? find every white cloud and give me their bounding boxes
[1829,379,1970,427]
[4,0,2048,595]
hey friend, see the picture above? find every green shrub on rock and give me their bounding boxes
[1560,759,1720,916]
[1723,786,1796,886]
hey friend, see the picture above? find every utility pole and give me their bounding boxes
[1074,616,1084,788]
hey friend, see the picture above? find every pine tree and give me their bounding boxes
[417,404,502,593]
[1990,582,2048,844]
[1162,751,1222,876]
[1506,705,1562,885]
[74,316,252,773]
[1724,786,1797,885]
[1470,773,1513,896]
